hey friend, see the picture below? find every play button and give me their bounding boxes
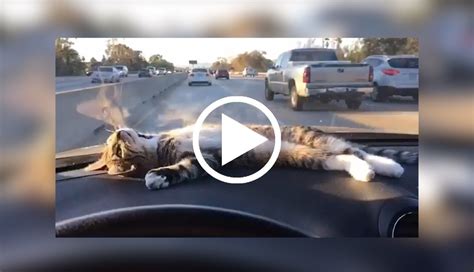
[193,96,281,184]
[221,114,268,166]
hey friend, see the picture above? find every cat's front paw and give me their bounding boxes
[145,171,170,190]
[349,160,375,182]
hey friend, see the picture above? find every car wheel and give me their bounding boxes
[208,82,212,86]
[290,85,303,111]
[226,77,229,80]
[371,84,387,102]
[345,98,362,109]
[188,82,192,86]
[264,80,274,101]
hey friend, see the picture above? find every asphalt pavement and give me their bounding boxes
[56,75,418,152]
[130,76,418,134]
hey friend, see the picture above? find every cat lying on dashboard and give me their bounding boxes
[85,125,417,190]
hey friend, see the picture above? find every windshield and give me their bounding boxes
[56,38,418,153]
[115,66,124,70]
[290,50,338,61]
[388,58,419,68]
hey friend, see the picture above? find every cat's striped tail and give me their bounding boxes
[358,146,418,164]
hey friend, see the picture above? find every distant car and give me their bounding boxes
[91,66,121,83]
[188,68,211,86]
[215,69,230,79]
[362,55,419,102]
[146,66,157,75]
[243,67,257,77]
[138,68,152,78]
[114,65,129,77]
[157,68,167,75]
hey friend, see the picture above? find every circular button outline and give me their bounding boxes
[192,96,281,184]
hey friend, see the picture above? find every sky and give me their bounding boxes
[70,38,358,67]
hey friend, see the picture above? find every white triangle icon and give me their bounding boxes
[221,114,268,166]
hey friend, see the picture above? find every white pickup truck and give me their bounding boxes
[265,48,373,110]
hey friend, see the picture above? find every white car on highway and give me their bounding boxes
[114,65,129,77]
[147,66,157,75]
[243,66,257,77]
[91,66,121,83]
[188,68,211,86]
[157,68,167,75]
[362,55,419,102]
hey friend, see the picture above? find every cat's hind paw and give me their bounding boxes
[145,171,170,190]
[364,155,404,178]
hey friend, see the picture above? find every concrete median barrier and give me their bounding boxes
[56,73,186,152]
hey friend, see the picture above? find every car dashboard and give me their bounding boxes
[56,143,418,237]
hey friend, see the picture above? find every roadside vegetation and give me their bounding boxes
[56,38,418,76]
[55,38,175,76]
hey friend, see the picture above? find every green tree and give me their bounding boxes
[148,54,174,71]
[104,39,149,70]
[361,38,417,56]
[404,38,419,54]
[105,39,134,65]
[149,54,163,63]
[88,57,100,71]
[210,57,231,70]
[342,39,366,63]
[341,38,419,63]
[230,50,273,72]
[55,38,86,76]
[131,50,149,70]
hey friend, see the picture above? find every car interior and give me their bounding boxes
[56,132,418,237]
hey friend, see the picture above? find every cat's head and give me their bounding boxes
[84,128,153,176]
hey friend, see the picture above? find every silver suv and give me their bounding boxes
[362,55,419,102]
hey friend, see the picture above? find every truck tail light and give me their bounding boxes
[303,67,311,83]
[382,68,400,76]
[369,66,374,81]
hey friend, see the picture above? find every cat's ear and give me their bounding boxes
[84,155,107,171]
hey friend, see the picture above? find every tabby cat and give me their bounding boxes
[85,125,417,190]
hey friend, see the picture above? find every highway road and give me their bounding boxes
[131,76,418,132]
[56,74,145,93]
[56,76,418,152]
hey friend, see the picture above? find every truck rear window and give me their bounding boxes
[290,50,338,61]
[192,68,207,73]
[99,67,113,72]
[388,58,419,68]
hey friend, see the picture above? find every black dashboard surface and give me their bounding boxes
[56,159,418,237]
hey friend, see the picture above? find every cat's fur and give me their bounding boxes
[85,125,417,190]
